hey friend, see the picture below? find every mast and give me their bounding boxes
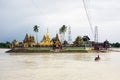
[83,0,99,43]
[68,26,72,44]
[94,26,98,43]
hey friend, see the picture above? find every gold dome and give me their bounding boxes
[40,33,53,46]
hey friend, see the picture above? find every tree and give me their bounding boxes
[73,36,83,46]
[63,40,68,47]
[12,39,19,47]
[103,40,110,49]
[59,25,67,43]
[33,25,39,45]
[111,42,120,48]
[0,42,11,48]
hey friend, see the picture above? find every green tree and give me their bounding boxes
[0,42,11,48]
[111,42,120,47]
[33,25,39,45]
[73,36,83,46]
[6,41,11,48]
[12,39,19,47]
[59,25,67,43]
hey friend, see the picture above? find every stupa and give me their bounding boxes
[53,33,62,50]
[40,32,53,46]
[23,33,35,47]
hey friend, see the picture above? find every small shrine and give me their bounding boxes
[52,33,62,50]
[12,39,19,47]
[23,33,35,47]
[40,32,53,46]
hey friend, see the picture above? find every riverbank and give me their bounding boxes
[6,47,108,53]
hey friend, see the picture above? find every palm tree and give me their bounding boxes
[33,25,39,46]
[59,25,67,43]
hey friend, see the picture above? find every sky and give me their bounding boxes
[0,0,120,43]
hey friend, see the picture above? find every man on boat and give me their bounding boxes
[95,55,100,61]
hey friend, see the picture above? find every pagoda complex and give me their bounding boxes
[40,32,53,46]
[23,34,36,47]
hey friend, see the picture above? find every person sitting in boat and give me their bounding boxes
[95,55,100,61]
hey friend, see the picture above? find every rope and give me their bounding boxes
[82,0,94,36]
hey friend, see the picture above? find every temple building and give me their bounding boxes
[40,32,53,46]
[23,33,36,47]
[53,33,62,50]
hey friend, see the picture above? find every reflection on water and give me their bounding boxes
[0,49,120,80]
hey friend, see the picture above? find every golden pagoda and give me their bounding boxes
[40,32,53,46]
[23,33,35,47]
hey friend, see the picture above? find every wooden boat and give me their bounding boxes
[95,55,100,61]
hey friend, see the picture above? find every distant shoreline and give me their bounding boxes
[0,48,10,49]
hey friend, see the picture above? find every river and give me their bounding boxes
[0,48,120,80]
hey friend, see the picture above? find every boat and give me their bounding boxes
[95,55,100,61]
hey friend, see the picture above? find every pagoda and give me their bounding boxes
[40,32,53,46]
[23,33,35,47]
[52,33,62,50]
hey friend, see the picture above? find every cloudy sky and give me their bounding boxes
[0,0,120,43]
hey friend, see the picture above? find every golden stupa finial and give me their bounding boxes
[47,27,48,33]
